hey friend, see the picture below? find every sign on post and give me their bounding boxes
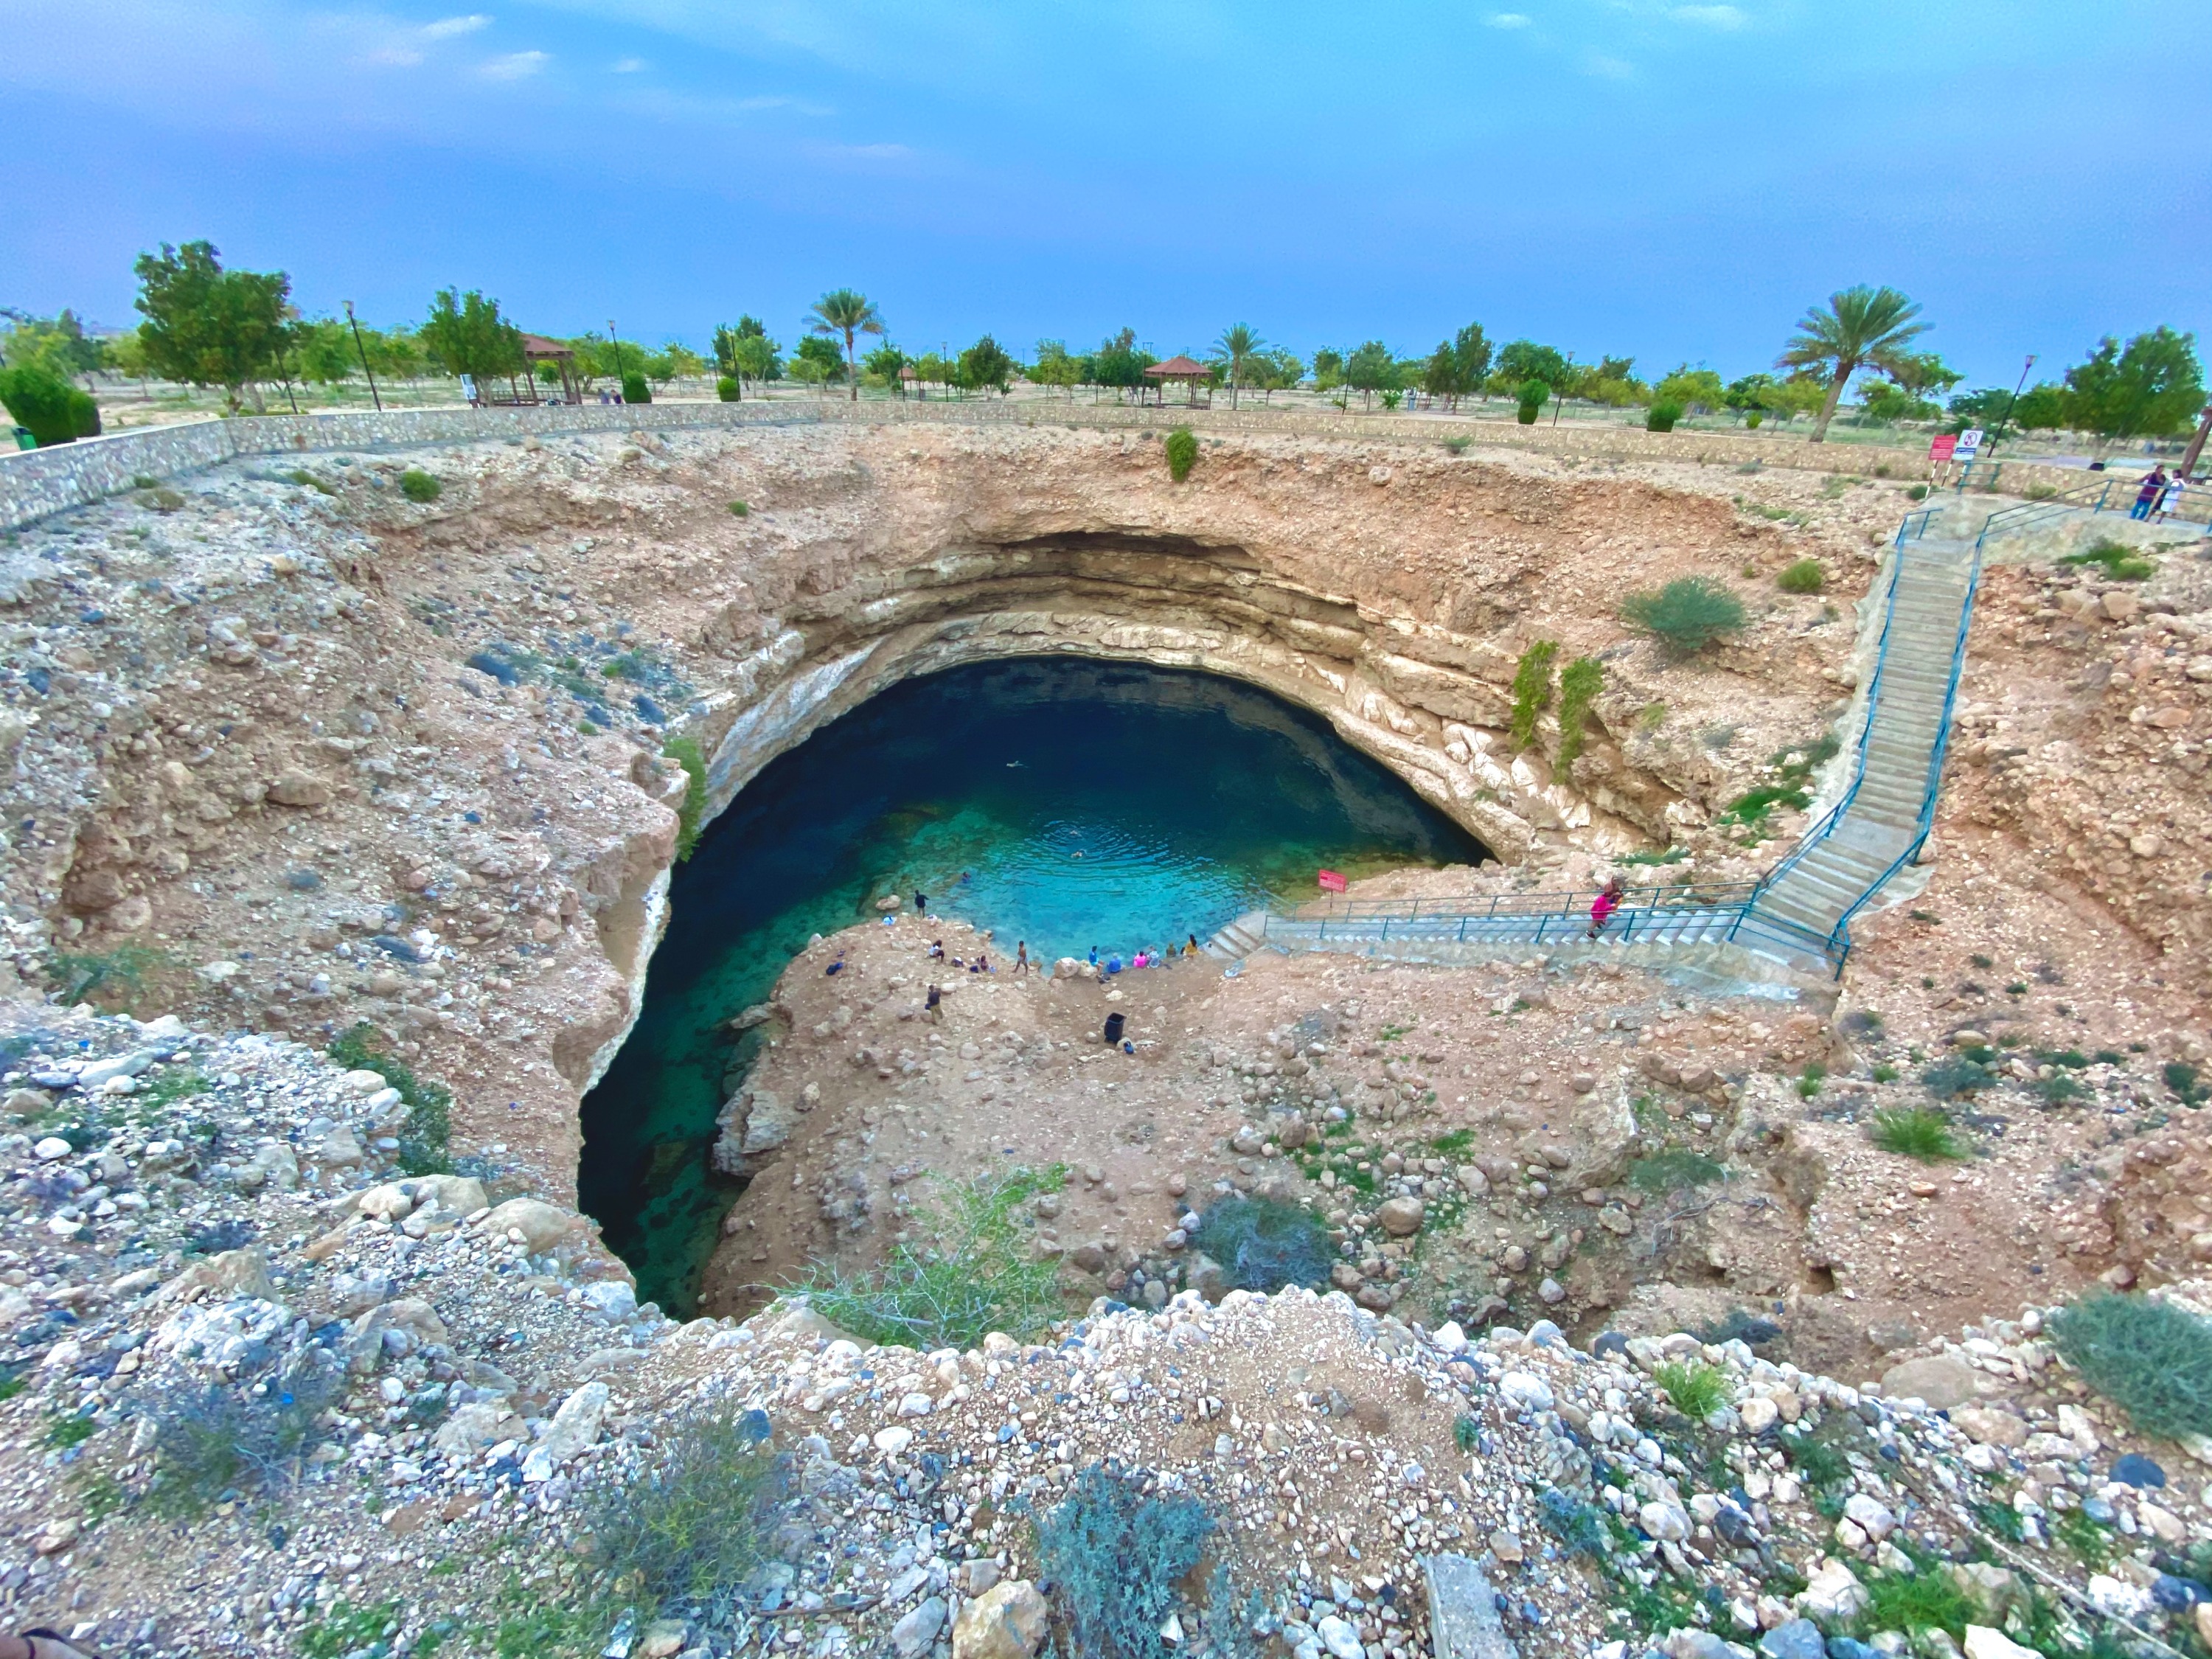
[1928,434,1958,463]
[1955,428,1984,460]
[1317,869,1347,892]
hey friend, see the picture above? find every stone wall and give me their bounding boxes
[0,395,2124,535]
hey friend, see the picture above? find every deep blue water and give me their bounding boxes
[577,657,1488,1312]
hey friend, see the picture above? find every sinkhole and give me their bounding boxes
[578,656,1490,1313]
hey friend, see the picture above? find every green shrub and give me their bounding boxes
[585,1397,775,1635]
[1653,1360,1728,1419]
[1777,558,1826,594]
[1516,379,1548,424]
[297,1601,404,1659]
[1621,576,1747,656]
[715,376,740,402]
[1871,1063,1899,1083]
[1745,411,1762,430]
[1509,640,1559,751]
[1919,1057,1994,1100]
[2063,540,2153,581]
[1164,426,1198,482]
[1442,436,1471,455]
[327,1024,451,1174]
[1646,401,1682,434]
[1453,1414,1481,1453]
[2163,1059,2208,1105]
[1554,655,1604,768]
[0,364,100,446]
[621,372,652,405]
[726,499,749,517]
[398,469,442,503]
[1034,1465,1214,1659]
[146,1360,339,1517]
[1868,1106,1963,1161]
[2048,1292,2212,1440]
[1627,1150,1723,1194]
[1191,1196,1335,1293]
[790,1166,1067,1349]
[1905,483,1930,501]
[44,1412,96,1450]
[661,735,708,861]
[1778,1427,1850,1489]
[46,944,170,1012]
[1855,1566,1974,1642]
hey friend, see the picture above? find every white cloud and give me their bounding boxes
[1669,4,1745,26]
[1486,12,1531,27]
[609,53,645,70]
[422,12,491,35]
[1582,52,1635,78]
[481,47,548,76]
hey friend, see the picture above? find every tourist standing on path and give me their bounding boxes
[2156,471,2190,523]
[1014,941,1029,974]
[1586,876,1625,939]
[914,891,928,914]
[2131,466,2168,520]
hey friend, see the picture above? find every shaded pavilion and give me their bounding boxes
[1141,355,1214,407]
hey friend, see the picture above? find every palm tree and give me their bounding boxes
[1212,323,1263,411]
[1776,285,1929,443]
[808,288,885,403]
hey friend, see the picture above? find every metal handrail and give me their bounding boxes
[1895,508,1940,549]
[1974,480,2115,551]
[1284,879,1758,923]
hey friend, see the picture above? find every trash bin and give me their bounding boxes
[1102,1012,1125,1046]
[10,427,33,452]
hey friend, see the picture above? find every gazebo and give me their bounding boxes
[515,334,582,406]
[899,364,921,400]
[1141,355,1214,407]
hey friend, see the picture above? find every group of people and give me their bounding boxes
[2131,465,2194,523]
[1088,937,1203,978]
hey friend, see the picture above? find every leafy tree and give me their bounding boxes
[0,309,105,386]
[1453,324,1494,401]
[2059,328,2205,451]
[291,318,360,389]
[956,335,1015,396]
[1495,339,1570,392]
[863,341,909,392]
[1089,329,1155,400]
[661,342,707,383]
[807,288,884,403]
[1763,375,1831,423]
[1344,340,1397,408]
[1253,347,1304,403]
[793,334,844,386]
[1724,373,1777,417]
[1885,350,1962,401]
[1653,365,1725,414]
[420,288,525,382]
[1029,340,1081,397]
[1211,323,1263,409]
[1775,284,1930,442]
[911,352,955,398]
[1311,347,1345,392]
[2011,383,2067,433]
[1422,339,1464,406]
[131,240,291,411]
[732,333,780,390]
[1857,382,1938,424]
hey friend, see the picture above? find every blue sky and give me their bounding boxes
[6,0,2207,388]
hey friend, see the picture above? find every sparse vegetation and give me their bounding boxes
[1854,1563,1974,1642]
[2163,1059,2208,1105]
[1453,1414,1481,1453]
[398,468,442,503]
[1869,1105,1964,1161]
[791,1165,1068,1349]
[1919,1057,1995,1100]
[145,1359,340,1517]
[46,944,171,1012]
[327,1023,451,1175]
[1554,655,1604,768]
[726,499,748,516]
[1778,1427,1851,1490]
[1652,1360,1728,1419]
[1509,639,1558,751]
[2062,540,2153,581]
[1777,558,1826,594]
[661,734,709,860]
[2048,1292,2212,1440]
[1191,1196,1335,1293]
[1645,401,1682,433]
[1164,426,1198,482]
[1621,576,1747,657]
[584,1396,776,1636]
[1627,1149,1724,1194]
[1033,1464,1214,1659]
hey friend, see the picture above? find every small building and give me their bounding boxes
[1141,355,1214,407]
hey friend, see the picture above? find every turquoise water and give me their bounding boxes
[577,657,1488,1312]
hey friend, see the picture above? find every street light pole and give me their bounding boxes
[1989,353,2037,459]
[344,301,383,412]
[608,320,626,400]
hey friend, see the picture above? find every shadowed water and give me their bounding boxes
[577,657,1488,1313]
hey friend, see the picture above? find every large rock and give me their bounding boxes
[156,1247,276,1306]
[891,1596,947,1658]
[1801,1560,1869,1622]
[950,1579,1048,1659]
[1879,1354,1981,1409]
[1952,1408,2027,1450]
[1424,1554,1516,1659]
[431,1399,524,1457]
[1963,1627,2042,1659]
[1376,1197,1425,1237]
[479,1197,578,1253]
[536,1381,609,1463]
[267,768,333,807]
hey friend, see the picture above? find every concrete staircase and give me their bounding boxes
[1206,513,1984,987]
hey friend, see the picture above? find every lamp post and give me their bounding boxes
[344,301,383,412]
[608,319,626,401]
[1988,353,2037,459]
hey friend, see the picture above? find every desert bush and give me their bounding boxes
[792,1166,1066,1349]
[1554,655,1604,768]
[585,1397,776,1635]
[1646,401,1682,433]
[398,469,442,503]
[1778,1427,1850,1490]
[1868,1106,1962,1161]
[1190,1196,1335,1293]
[1652,1360,1728,1419]
[621,372,652,405]
[716,376,739,401]
[2063,540,2153,581]
[1777,558,1826,594]
[1627,1150,1723,1194]
[1621,577,1746,656]
[1744,411,1763,429]
[146,1357,340,1516]
[1453,1414,1481,1453]
[327,1024,451,1174]
[1515,380,1547,424]
[1034,1464,1214,1659]
[1164,426,1198,482]
[1919,1057,1994,1100]
[726,499,749,517]
[1855,1565,1974,1642]
[1906,483,1930,500]
[660,735,708,861]
[2048,1293,2212,1440]
[1442,436,1471,455]
[0,364,100,446]
[46,944,171,1013]
[2162,1059,2207,1105]
[1508,640,1558,751]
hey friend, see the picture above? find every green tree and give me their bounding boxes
[912,352,954,398]
[1451,324,1493,404]
[420,288,525,383]
[131,240,291,411]
[1089,329,1155,400]
[0,309,105,386]
[1254,347,1304,403]
[1211,323,1263,410]
[1495,339,1570,392]
[1775,284,1930,442]
[793,334,844,387]
[1885,350,1962,402]
[1422,339,1462,406]
[1029,340,1081,397]
[1653,365,1725,414]
[807,288,884,403]
[863,341,910,392]
[291,317,360,389]
[1344,340,1397,408]
[1724,373,1776,417]
[2059,328,2205,452]
[956,335,1015,396]
[1311,347,1345,392]
[661,342,707,383]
